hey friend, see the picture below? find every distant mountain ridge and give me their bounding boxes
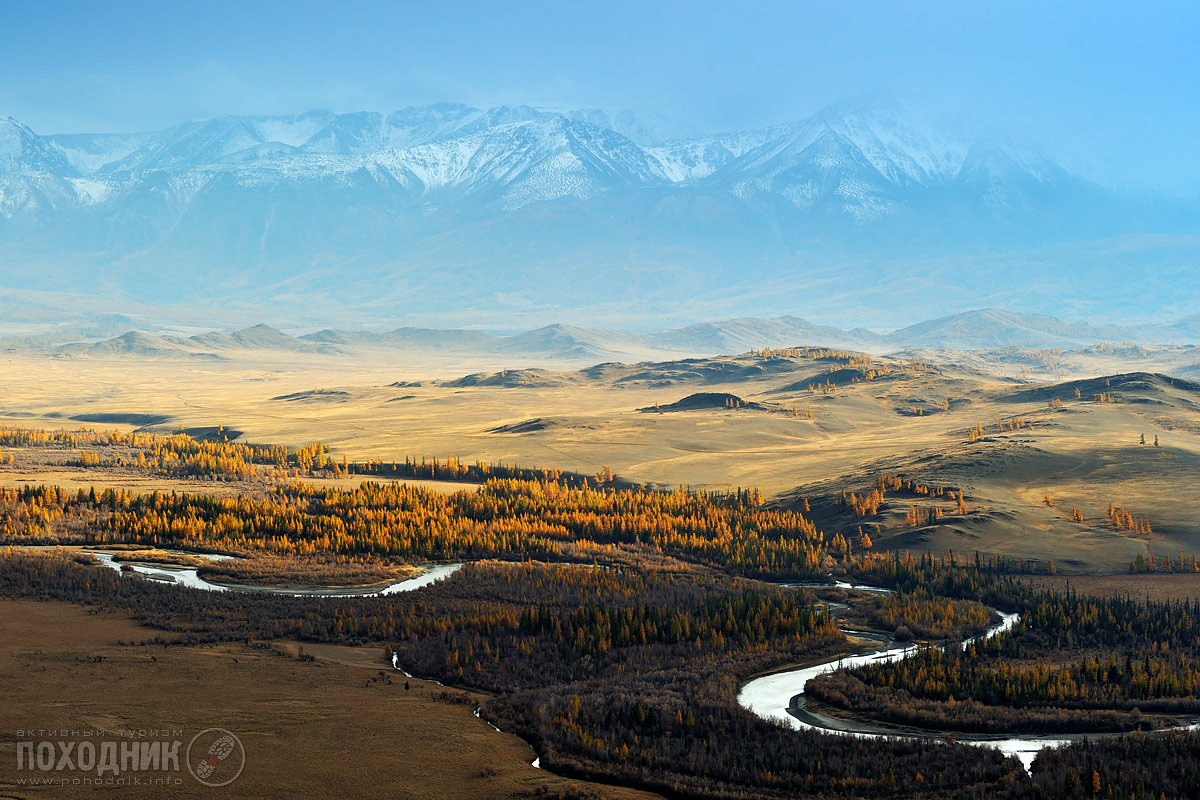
[17,310,1200,363]
[1,99,1197,325]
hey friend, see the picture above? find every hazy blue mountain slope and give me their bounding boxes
[0,100,1196,326]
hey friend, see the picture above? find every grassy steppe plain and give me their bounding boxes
[3,345,1197,572]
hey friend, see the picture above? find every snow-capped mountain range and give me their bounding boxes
[1,99,1196,327]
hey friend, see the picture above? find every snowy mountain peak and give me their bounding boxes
[731,98,970,191]
[810,97,972,183]
[4,99,1064,196]
[0,99,1182,326]
[1,116,75,175]
[540,107,701,146]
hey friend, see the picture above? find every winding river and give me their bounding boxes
[738,581,1198,771]
[45,547,464,596]
[44,546,1198,773]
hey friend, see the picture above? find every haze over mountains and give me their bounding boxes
[2,97,1198,329]
[11,309,1200,366]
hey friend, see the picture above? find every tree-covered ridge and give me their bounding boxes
[0,423,614,484]
[854,586,998,641]
[1029,731,1200,800]
[0,479,839,575]
[0,424,330,477]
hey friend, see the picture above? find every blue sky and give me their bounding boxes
[3,0,1199,190]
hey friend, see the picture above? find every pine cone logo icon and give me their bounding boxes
[187,729,245,786]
